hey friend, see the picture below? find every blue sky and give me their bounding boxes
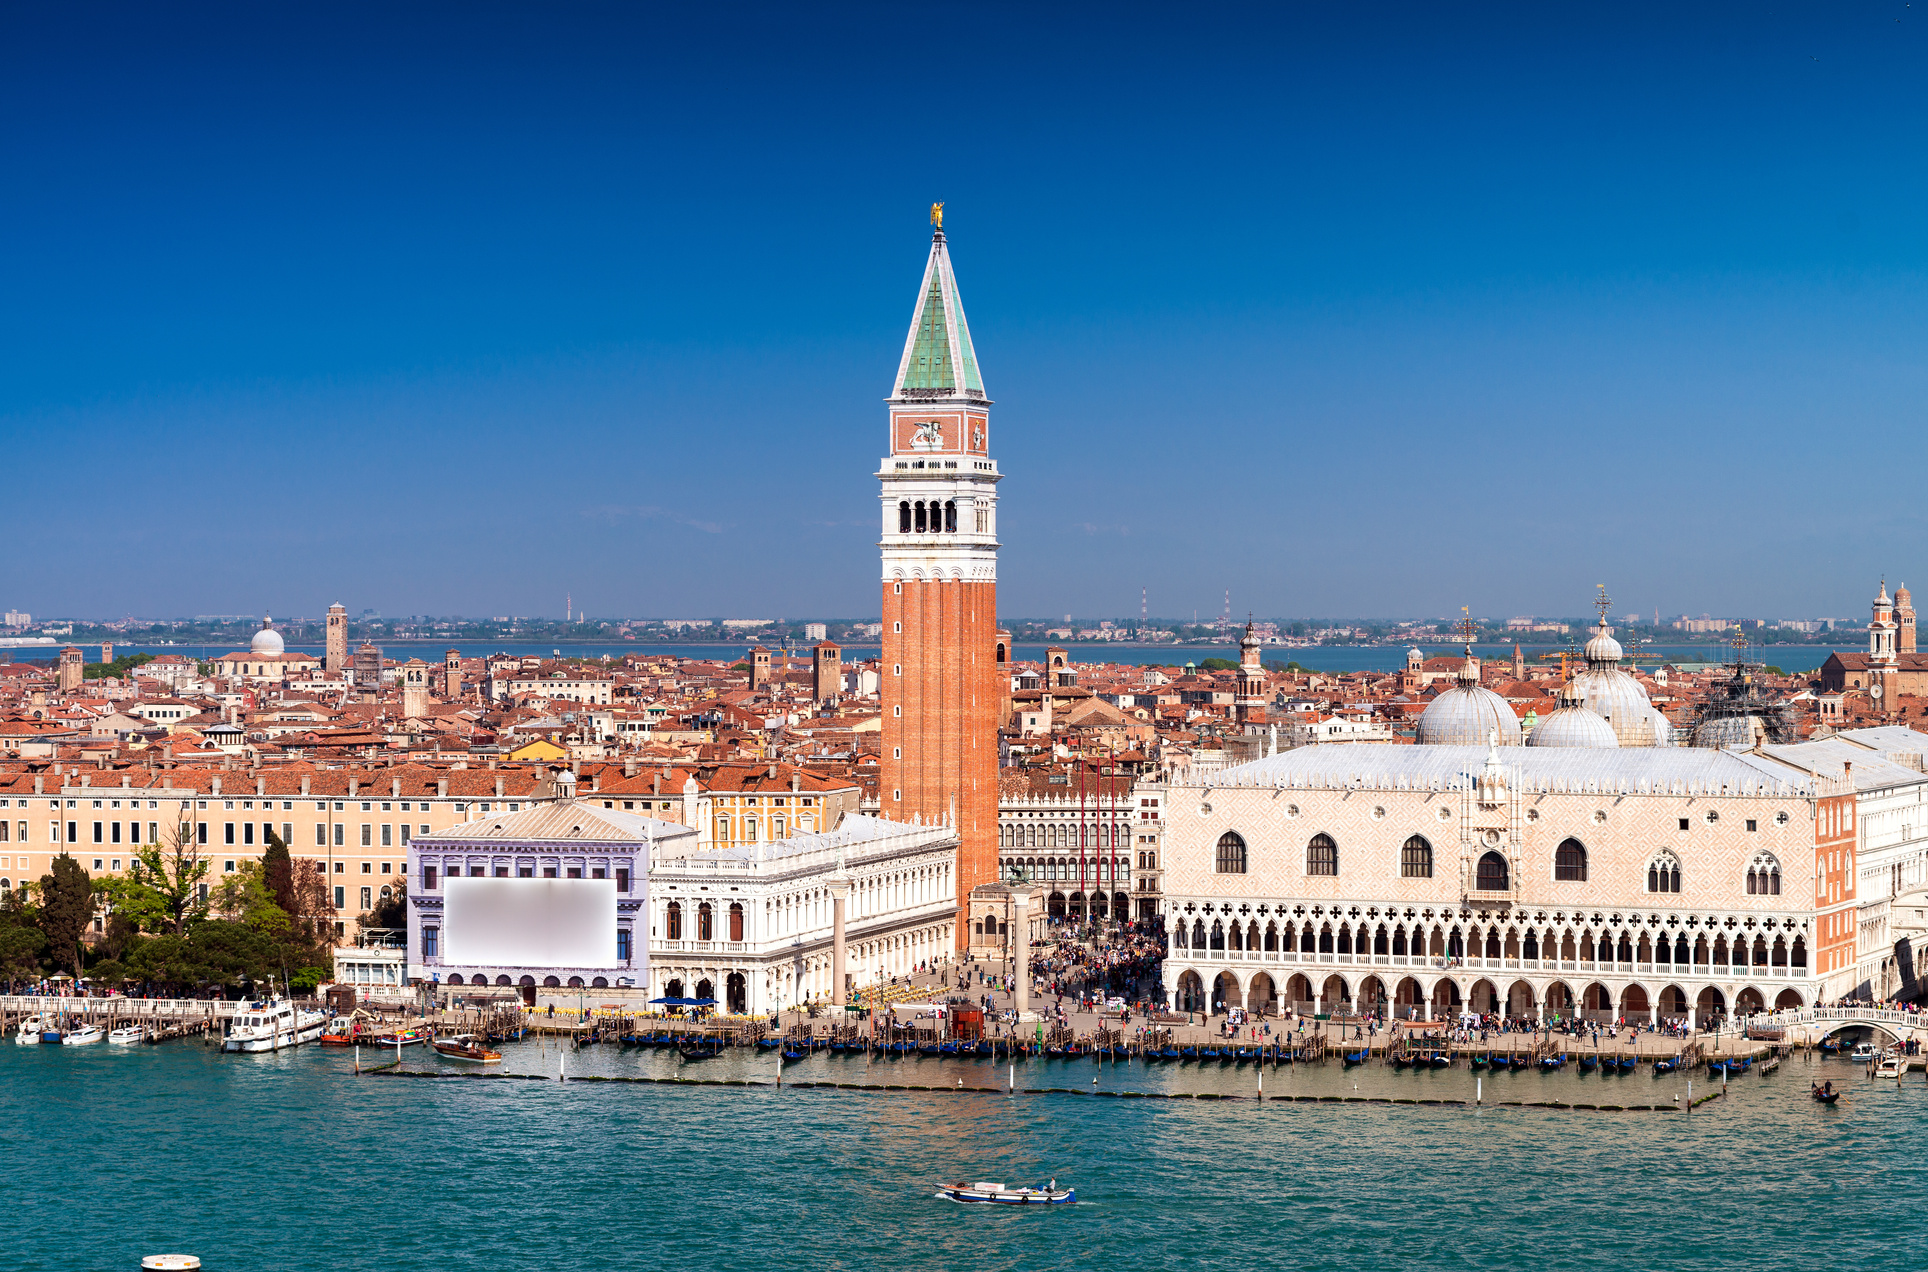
[4,2,1925,624]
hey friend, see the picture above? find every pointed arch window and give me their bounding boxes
[1476,851,1509,891]
[1214,831,1247,874]
[1647,852,1681,894]
[1306,833,1337,876]
[1401,835,1432,878]
[1555,838,1588,881]
[1746,852,1781,895]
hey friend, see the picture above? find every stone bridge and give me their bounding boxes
[1741,1006,1928,1046]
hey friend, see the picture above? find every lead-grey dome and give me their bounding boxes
[1528,686,1619,748]
[1417,667,1523,746]
[1570,618,1665,747]
[250,616,284,657]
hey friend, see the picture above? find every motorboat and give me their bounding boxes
[940,1181,1075,1205]
[370,1024,431,1048]
[1850,1042,1879,1063]
[319,1014,375,1047]
[62,1024,105,1046]
[432,1034,502,1064]
[1874,1055,1904,1079]
[108,1025,144,1045]
[222,997,327,1053]
[14,1016,44,1045]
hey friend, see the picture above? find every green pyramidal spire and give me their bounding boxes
[892,226,985,399]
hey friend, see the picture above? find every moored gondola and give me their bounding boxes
[1578,1054,1599,1073]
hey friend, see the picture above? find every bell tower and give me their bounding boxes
[879,205,1001,947]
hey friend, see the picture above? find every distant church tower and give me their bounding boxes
[879,206,1000,947]
[1871,580,1898,712]
[325,603,348,673]
[1235,620,1267,728]
[1898,584,1916,654]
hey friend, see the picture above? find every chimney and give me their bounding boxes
[32,776,42,795]
[652,773,661,796]
[494,777,504,797]
[437,778,448,797]
[768,763,777,779]
[347,779,357,798]
[211,777,221,796]
[163,776,172,790]
[624,756,637,779]
[790,772,800,793]
[591,770,601,793]
[300,776,310,796]
[121,775,130,788]
[256,777,265,796]
[392,778,401,798]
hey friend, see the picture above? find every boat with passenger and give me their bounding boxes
[13,1016,44,1046]
[1874,1054,1903,1079]
[432,1034,502,1064]
[939,1180,1075,1205]
[108,1025,144,1045]
[221,996,327,1053]
[370,1024,431,1048]
[62,1023,104,1046]
[1850,1042,1879,1063]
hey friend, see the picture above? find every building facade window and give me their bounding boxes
[1214,831,1247,874]
[1476,851,1509,891]
[1647,853,1681,894]
[1306,833,1337,877]
[1555,838,1588,881]
[1400,835,1432,878]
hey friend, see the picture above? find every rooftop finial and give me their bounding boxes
[930,201,944,231]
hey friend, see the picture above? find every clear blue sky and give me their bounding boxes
[4,3,1925,624]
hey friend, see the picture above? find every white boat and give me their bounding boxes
[108,1025,144,1045]
[1874,1055,1904,1079]
[221,997,327,1053]
[1851,1042,1879,1062]
[14,1017,44,1045]
[62,1024,104,1046]
[940,1181,1076,1205]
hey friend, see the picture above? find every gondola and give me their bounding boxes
[1652,1058,1676,1074]
[1179,1045,1199,1061]
[1539,1054,1565,1071]
[1469,1052,1490,1070]
[781,1047,807,1062]
[1616,1055,1639,1072]
[1430,1052,1450,1069]
[918,1042,942,1057]
[755,1037,783,1051]
[1392,1053,1411,1069]
[677,1042,722,1061]
[1818,1039,1841,1054]
[1811,1084,1842,1104]
[1343,1049,1369,1067]
[939,1041,961,1056]
[1507,1054,1527,1071]
[1578,1054,1599,1073]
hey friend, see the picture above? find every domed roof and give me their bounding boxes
[1528,686,1619,748]
[250,616,284,656]
[1416,679,1523,746]
[1582,619,1623,664]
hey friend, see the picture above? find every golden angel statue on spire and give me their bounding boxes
[930,201,944,229]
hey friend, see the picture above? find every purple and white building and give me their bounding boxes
[407,799,694,994]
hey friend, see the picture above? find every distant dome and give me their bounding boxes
[250,616,284,656]
[1528,687,1619,748]
[1570,617,1666,746]
[1416,677,1523,746]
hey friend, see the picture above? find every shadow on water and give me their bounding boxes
[7,1038,1922,1271]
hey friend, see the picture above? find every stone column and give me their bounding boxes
[1013,887,1032,1016]
[829,877,849,1007]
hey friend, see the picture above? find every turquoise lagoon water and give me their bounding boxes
[15,1039,1924,1271]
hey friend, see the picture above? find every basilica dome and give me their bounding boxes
[1528,685,1619,748]
[1569,618,1667,747]
[1416,666,1523,746]
[250,616,284,657]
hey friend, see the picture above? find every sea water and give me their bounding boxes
[15,1039,1923,1270]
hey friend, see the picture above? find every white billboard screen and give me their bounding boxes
[442,877,615,968]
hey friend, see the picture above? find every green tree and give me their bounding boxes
[97,822,208,935]
[0,888,47,986]
[261,831,295,913]
[38,854,92,974]
[212,862,289,936]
